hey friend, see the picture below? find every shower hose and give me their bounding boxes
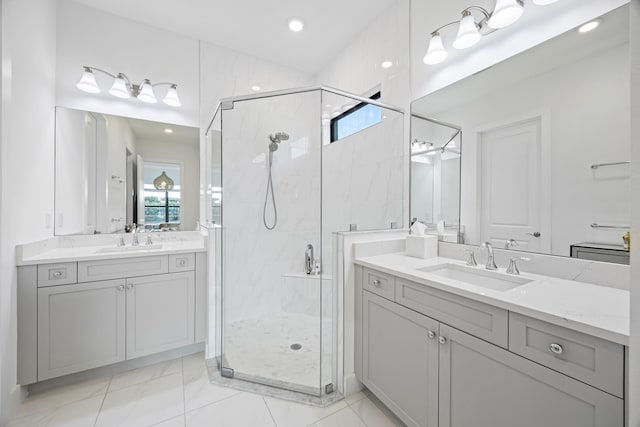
[263,160,277,230]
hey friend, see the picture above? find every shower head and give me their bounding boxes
[269,132,290,143]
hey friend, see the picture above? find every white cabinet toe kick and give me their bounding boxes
[17,252,206,385]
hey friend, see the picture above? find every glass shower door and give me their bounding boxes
[220,90,325,396]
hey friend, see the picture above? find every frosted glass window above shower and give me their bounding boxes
[330,92,382,142]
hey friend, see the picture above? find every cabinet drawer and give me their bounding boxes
[509,312,624,398]
[78,256,169,282]
[169,253,195,272]
[363,268,395,300]
[37,263,77,287]
[395,278,508,348]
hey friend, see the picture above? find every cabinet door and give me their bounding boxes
[438,324,623,427]
[126,271,195,359]
[38,280,126,380]
[363,291,439,427]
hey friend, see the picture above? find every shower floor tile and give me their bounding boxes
[224,312,333,392]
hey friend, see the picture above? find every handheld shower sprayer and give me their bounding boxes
[263,131,290,230]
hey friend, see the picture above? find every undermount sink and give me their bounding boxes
[417,263,532,292]
[97,244,163,253]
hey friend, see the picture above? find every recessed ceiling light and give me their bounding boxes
[288,18,304,32]
[251,85,261,91]
[381,61,393,69]
[164,128,174,134]
[579,19,601,33]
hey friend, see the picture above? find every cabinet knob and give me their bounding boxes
[372,279,381,287]
[52,270,63,278]
[126,283,134,290]
[427,331,436,340]
[117,285,125,292]
[438,336,447,345]
[549,343,564,355]
[178,259,186,266]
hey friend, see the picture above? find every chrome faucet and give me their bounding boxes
[482,242,498,270]
[305,244,314,275]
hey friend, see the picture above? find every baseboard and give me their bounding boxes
[343,373,363,397]
[28,342,204,395]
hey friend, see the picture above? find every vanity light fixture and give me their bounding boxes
[424,0,557,66]
[153,171,175,191]
[487,0,524,29]
[76,66,181,107]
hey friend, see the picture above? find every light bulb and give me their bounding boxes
[381,60,393,69]
[533,0,558,4]
[453,12,482,49]
[76,67,101,94]
[109,74,131,99]
[488,0,524,29]
[423,33,448,65]
[137,79,157,104]
[162,84,181,107]
[288,18,304,32]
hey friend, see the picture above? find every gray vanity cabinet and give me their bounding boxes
[438,324,623,427]
[126,272,195,359]
[355,266,624,427]
[362,291,439,427]
[38,279,127,380]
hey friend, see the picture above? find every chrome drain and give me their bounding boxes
[290,343,302,350]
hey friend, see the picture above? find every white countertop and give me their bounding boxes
[355,253,629,345]
[16,232,207,265]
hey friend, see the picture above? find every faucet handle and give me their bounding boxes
[118,235,126,247]
[145,235,153,246]
[463,249,477,266]
[505,239,519,249]
[506,257,530,275]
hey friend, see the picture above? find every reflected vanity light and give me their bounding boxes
[424,0,557,66]
[381,60,394,68]
[288,17,304,32]
[164,128,174,134]
[579,19,601,33]
[76,66,181,107]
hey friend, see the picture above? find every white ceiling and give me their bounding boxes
[71,0,397,74]
[125,116,199,145]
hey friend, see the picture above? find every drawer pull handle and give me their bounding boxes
[52,270,63,278]
[178,259,186,266]
[427,331,436,340]
[549,343,564,355]
[117,285,125,292]
[438,336,447,345]
[372,279,382,287]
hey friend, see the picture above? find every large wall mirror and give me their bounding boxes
[411,5,630,264]
[55,107,200,235]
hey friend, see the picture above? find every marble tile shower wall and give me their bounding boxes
[222,91,322,324]
[221,90,405,326]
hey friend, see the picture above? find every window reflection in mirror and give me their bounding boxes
[143,162,181,229]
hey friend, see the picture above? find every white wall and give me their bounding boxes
[411,0,628,99]
[0,0,57,423]
[136,138,199,230]
[628,0,640,424]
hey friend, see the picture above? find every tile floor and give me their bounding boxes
[6,352,405,427]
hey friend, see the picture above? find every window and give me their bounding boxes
[143,162,180,226]
[330,92,382,142]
